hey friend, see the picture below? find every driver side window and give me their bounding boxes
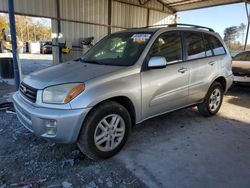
[149,32,182,64]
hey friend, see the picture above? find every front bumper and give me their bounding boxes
[13,92,91,143]
[234,75,250,83]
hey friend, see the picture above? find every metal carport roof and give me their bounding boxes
[158,0,244,12]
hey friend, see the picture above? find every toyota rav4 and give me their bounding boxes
[13,24,233,160]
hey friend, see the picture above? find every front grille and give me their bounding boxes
[233,72,250,77]
[19,82,37,103]
[232,67,250,77]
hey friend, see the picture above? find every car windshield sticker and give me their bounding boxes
[131,34,151,43]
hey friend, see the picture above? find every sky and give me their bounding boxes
[32,17,51,27]
[178,2,249,43]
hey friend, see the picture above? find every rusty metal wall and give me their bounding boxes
[149,10,175,25]
[112,1,148,28]
[0,0,57,18]
[52,19,108,62]
[145,0,164,10]
[60,21,107,46]
[0,0,242,18]
[111,27,124,33]
[56,0,109,62]
[0,0,175,62]
[111,0,174,29]
[59,0,108,25]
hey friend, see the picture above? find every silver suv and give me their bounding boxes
[13,24,233,160]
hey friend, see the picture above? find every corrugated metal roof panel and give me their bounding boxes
[59,0,108,25]
[120,0,164,10]
[112,1,148,28]
[0,0,242,17]
[60,21,107,46]
[0,0,57,18]
[111,27,124,33]
[161,0,242,12]
[56,20,108,62]
[0,0,7,11]
[144,0,164,10]
[149,10,174,25]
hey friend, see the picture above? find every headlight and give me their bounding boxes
[43,83,85,104]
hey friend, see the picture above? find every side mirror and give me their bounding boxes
[148,56,167,69]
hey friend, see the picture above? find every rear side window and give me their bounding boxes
[207,35,226,56]
[203,35,213,57]
[183,32,206,60]
[149,32,182,63]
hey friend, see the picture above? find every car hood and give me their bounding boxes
[22,61,123,89]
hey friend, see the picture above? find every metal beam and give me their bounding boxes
[139,0,152,5]
[244,2,249,51]
[56,0,61,63]
[156,0,176,13]
[175,0,243,11]
[7,0,20,90]
[168,0,198,6]
[169,0,241,7]
[108,0,112,34]
[147,8,150,26]
[113,0,173,13]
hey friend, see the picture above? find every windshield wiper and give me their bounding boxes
[79,58,103,65]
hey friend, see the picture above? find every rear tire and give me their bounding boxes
[198,82,224,117]
[77,101,131,160]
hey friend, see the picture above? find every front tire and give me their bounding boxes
[198,82,224,117]
[77,101,131,160]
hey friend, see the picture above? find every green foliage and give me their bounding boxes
[0,13,51,42]
[0,15,9,39]
[224,23,247,51]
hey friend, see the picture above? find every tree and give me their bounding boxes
[223,24,248,51]
[0,14,9,39]
[224,26,238,49]
[0,13,51,42]
[239,23,246,46]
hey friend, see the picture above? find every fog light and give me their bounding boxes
[45,119,57,136]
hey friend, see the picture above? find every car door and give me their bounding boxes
[141,31,190,120]
[185,32,226,102]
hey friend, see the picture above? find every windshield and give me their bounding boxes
[81,32,152,66]
[233,51,250,61]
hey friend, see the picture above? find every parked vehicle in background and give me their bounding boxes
[13,24,233,160]
[232,51,250,84]
[40,41,52,54]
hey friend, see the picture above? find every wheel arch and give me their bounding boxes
[84,96,136,127]
[213,76,227,93]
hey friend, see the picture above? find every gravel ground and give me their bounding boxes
[0,55,250,187]
[0,85,249,188]
[0,113,145,187]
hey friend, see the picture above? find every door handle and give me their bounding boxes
[178,68,188,74]
[208,61,215,66]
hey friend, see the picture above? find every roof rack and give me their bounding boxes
[144,23,215,32]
